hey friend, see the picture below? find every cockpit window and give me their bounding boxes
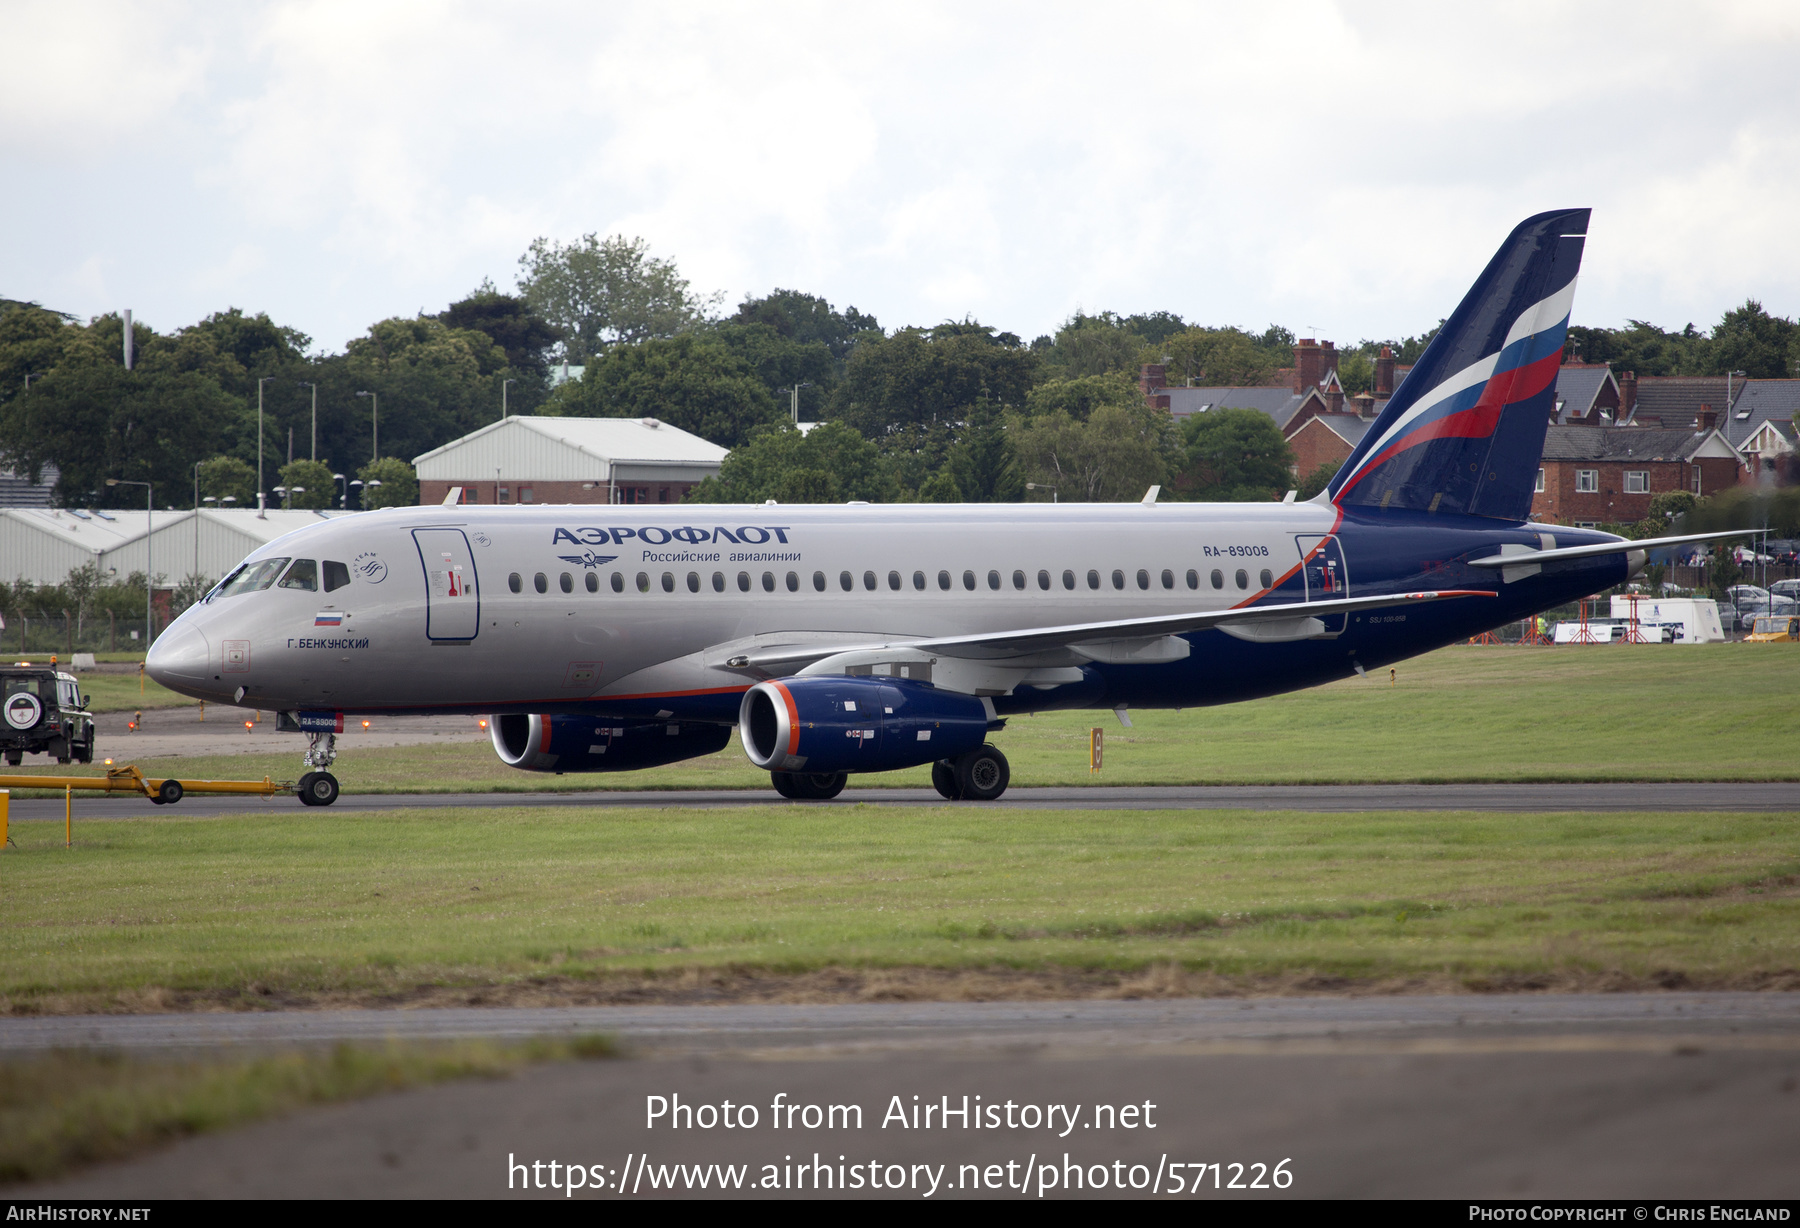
[214,557,291,598]
[323,560,351,592]
[278,559,319,591]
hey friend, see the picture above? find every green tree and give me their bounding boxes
[1021,372,1141,422]
[197,456,256,507]
[551,333,782,448]
[1012,402,1172,503]
[1035,313,1148,380]
[832,324,1036,436]
[917,469,961,502]
[440,282,562,382]
[728,290,880,360]
[277,459,335,509]
[710,321,837,419]
[1160,327,1277,387]
[516,234,720,362]
[358,457,417,509]
[1295,461,1338,500]
[687,422,894,504]
[947,401,1021,502]
[1707,300,1797,379]
[1171,407,1294,501]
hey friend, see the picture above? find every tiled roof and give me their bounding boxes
[1722,380,1800,448]
[1626,376,1741,426]
[1552,365,1616,423]
[1540,426,1714,463]
[1164,386,1305,429]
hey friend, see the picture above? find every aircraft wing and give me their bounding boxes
[731,589,1494,670]
[1467,528,1755,569]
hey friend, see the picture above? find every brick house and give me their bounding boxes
[1531,425,1742,526]
[413,416,728,506]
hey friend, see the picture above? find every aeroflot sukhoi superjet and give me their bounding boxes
[146,209,1746,805]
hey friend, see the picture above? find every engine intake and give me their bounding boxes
[490,713,731,772]
[738,676,989,774]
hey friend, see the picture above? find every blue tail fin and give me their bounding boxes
[1328,208,1589,521]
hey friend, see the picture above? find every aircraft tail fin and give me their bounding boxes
[1328,209,1589,521]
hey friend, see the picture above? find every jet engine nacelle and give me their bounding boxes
[490,713,732,772]
[738,676,990,775]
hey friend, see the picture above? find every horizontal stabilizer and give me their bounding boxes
[731,589,1495,671]
[1467,528,1757,569]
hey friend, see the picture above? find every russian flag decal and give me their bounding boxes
[314,612,344,627]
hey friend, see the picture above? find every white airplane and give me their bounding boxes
[145,209,1745,805]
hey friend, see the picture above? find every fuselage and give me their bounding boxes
[146,500,1629,724]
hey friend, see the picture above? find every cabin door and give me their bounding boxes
[412,528,481,642]
[1294,535,1349,635]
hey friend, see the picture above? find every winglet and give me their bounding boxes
[1141,485,1160,505]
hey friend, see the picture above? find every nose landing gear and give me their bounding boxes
[297,731,341,807]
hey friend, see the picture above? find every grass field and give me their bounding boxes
[74,672,197,713]
[10,643,1796,791]
[0,1036,615,1185]
[3,803,1797,1012]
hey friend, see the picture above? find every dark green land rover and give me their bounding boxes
[1,666,95,766]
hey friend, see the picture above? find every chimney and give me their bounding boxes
[1293,339,1323,393]
[1374,345,1395,398]
[1321,341,1338,383]
[1352,391,1376,418]
[1697,404,1716,433]
[1139,363,1167,395]
[1323,372,1344,414]
[1619,370,1637,416]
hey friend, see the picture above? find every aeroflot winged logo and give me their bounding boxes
[552,525,794,547]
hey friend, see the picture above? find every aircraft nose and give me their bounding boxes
[146,620,210,687]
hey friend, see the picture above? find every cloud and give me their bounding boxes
[4,1,1800,349]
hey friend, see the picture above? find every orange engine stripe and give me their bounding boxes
[772,682,801,756]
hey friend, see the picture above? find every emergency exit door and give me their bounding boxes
[1294,535,1349,635]
[412,528,480,641]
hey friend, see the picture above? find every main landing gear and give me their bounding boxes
[771,770,847,800]
[296,730,341,807]
[931,744,1010,802]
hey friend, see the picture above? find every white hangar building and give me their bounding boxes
[0,506,358,588]
[412,415,729,506]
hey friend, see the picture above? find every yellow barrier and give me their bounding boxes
[1,788,8,848]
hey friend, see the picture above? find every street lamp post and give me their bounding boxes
[256,375,276,518]
[333,473,347,509]
[1025,482,1059,503]
[775,382,813,425]
[297,381,318,460]
[105,478,153,645]
[356,391,378,460]
[349,479,363,509]
[502,378,515,420]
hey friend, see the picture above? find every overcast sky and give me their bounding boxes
[6,1,1800,355]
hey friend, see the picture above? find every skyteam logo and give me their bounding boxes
[552,525,793,547]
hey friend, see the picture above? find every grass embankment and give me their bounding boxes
[14,643,1798,790]
[3,805,1797,1012]
[0,1036,615,1186]
[75,673,197,713]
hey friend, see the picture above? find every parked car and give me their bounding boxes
[1770,579,1800,602]
[1,666,95,766]
[1746,615,1800,643]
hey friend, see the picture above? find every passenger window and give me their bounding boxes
[636,572,650,593]
[1136,569,1149,590]
[1063,570,1076,590]
[1260,568,1272,589]
[762,572,775,592]
[864,571,877,591]
[1186,569,1199,590]
[1087,569,1100,590]
[713,572,726,592]
[560,572,573,593]
[1211,569,1224,589]
[840,571,853,592]
[535,572,548,594]
[1235,569,1248,589]
[1037,569,1050,591]
[786,571,799,592]
[611,572,624,593]
[887,571,900,590]
[962,570,976,591]
[1012,570,1025,591]
[913,571,926,591]
[1161,569,1174,589]
[1112,569,1125,590]
[938,570,952,591]
[323,560,351,592]
[508,572,522,594]
[687,572,700,593]
[586,572,599,593]
[813,571,827,592]
[990,570,1003,591]
[662,572,675,593]
[739,572,751,592]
